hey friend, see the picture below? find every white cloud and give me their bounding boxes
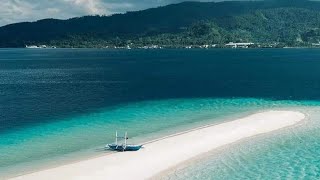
[64,0,107,14]
[0,0,34,25]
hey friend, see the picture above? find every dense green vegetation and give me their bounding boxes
[1,0,320,48]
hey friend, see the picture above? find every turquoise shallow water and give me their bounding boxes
[163,103,320,180]
[0,98,319,178]
[0,98,271,177]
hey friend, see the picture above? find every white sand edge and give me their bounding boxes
[11,111,305,180]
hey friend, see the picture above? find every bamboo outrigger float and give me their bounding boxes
[106,131,143,152]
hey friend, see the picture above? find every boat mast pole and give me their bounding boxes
[115,131,118,145]
[124,132,127,150]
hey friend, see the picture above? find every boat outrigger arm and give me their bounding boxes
[106,131,143,152]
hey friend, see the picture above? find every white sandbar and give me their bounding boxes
[12,111,305,180]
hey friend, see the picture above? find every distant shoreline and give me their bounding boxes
[1,46,320,50]
[11,111,305,180]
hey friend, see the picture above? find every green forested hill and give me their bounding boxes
[1,0,320,48]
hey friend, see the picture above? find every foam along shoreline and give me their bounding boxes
[11,111,305,180]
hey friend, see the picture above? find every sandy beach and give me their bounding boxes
[11,111,305,180]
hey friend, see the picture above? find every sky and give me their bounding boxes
[0,0,232,26]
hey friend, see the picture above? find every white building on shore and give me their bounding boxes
[225,42,254,48]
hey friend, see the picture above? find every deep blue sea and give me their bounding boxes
[1,48,320,179]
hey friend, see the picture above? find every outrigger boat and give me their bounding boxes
[106,131,143,152]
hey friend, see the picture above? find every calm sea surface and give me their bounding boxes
[1,48,320,179]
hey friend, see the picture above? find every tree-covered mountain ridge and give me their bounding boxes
[1,0,320,48]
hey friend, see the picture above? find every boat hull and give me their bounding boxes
[107,144,142,151]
